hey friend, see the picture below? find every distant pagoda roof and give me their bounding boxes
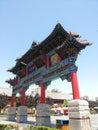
[8,23,91,74]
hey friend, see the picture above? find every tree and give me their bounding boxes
[32,93,40,108]
[15,96,21,107]
[15,93,40,108]
[26,93,40,108]
[46,97,53,105]
[63,99,69,107]
[0,94,9,113]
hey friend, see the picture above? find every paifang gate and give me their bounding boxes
[6,23,91,106]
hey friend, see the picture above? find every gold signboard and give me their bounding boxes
[51,53,59,64]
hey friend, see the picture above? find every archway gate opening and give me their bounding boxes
[6,23,91,126]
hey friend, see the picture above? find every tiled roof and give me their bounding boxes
[0,87,12,96]
[46,91,72,100]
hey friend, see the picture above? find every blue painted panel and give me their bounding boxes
[28,64,35,74]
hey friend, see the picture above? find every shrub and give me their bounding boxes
[29,125,59,130]
[0,124,7,130]
[0,123,19,130]
[9,123,19,130]
[90,109,96,114]
[23,125,59,130]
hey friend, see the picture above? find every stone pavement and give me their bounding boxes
[91,114,98,130]
[0,114,98,130]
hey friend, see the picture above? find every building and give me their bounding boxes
[81,95,89,101]
[95,97,98,102]
[25,84,72,104]
[46,90,72,104]
[0,87,12,97]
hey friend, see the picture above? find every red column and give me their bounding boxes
[70,71,80,99]
[41,55,50,68]
[21,88,25,106]
[26,67,28,75]
[10,96,14,107]
[41,55,47,64]
[46,56,50,68]
[40,80,46,103]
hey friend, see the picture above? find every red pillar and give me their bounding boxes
[26,67,28,75]
[10,96,14,107]
[41,55,47,64]
[70,71,80,99]
[21,88,25,106]
[46,56,50,68]
[40,80,46,103]
[41,55,50,68]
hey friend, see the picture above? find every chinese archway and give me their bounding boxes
[6,23,91,106]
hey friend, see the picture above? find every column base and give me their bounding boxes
[17,106,27,123]
[36,103,51,126]
[68,100,92,130]
[7,107,16,121]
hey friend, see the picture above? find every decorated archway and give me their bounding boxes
[6,23,91,125]
[6,23,91,103]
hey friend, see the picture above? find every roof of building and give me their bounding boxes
[0,87,12,96]
[7,23,91,74]
[46,91,72,100]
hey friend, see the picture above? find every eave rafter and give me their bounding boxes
[33,57,45,68]
[55,34,82,59]
[7,23,91,76]
[41,34,65,54]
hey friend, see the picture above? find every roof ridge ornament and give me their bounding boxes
[56,21,62,29]
[31,41,38,47]
[7,67,14,72]
[16,55,22,61]
[79,39,92,45]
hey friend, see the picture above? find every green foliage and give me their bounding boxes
[90,109,96,114]
[63,99,69,107]
[8,123,18,130]
[28,125,59,130]
[0,124,8,130]
[15,97,21,107]
[26,93,40,108]
[46,97,53,106]
[0,94,9,112]
[15,93,40,108]
[0,123,19,130]
[0,124,58,130]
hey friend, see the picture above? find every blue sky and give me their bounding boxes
[0,0,98,97]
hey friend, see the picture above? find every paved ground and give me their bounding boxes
[0,114,98,130]
[91,114,98,130]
